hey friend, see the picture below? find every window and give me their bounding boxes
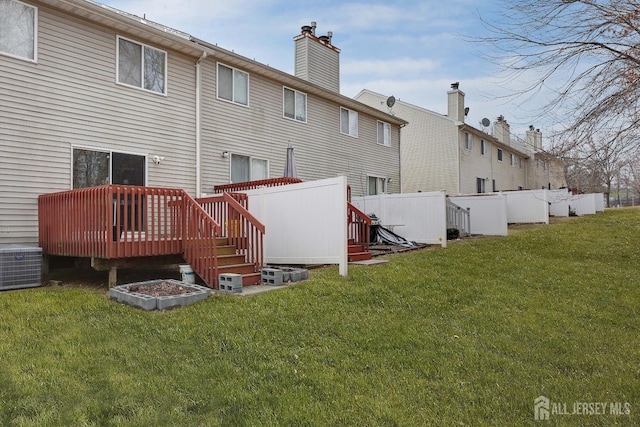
[73,148,145,189]
[519,157,523,169]
[481,140,488,156]
[0,0,37,61]
[464,132,472,150]
[492,179,496,192]
[218,63,249,105]
[377,121,391,147]
[476,177,486,194]
[497,148,503,162]
[340,107,358,137]
[117,37,166,94]
[283,87,306,122]
[510,153,515,166]
[230,154,268,183]
[368,176,387,195]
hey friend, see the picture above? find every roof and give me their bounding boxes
[38,0,407,127]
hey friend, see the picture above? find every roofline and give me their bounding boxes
[38,0,406,126]
[459,124,531,158]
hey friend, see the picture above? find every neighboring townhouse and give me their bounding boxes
[355,84,566,194]
[0,0,405,246]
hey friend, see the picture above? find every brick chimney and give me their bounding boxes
[447,82,465,123]
[294,22,340,93]
[493,115,511,146]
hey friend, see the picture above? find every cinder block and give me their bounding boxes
[219,273,243,293]
[289,270,302,282]
[261,268,284,286]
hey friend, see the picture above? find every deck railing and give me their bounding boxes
[446,198,471,236]
[38,185,186,259]
[214,177,302,193]
[196,193,264,271]
[347,201,371,251]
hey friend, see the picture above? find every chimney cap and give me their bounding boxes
[451,82,460,90]
[301,25,313,34]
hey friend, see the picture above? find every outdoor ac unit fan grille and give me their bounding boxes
[0,246,42,290]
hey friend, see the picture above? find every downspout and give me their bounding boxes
[195,51,208,197]
[399,123,406,193]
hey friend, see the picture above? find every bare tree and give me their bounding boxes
[480,0,640,151]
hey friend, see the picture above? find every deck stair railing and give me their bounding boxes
[347,201,372,252]
[446,198,471,237]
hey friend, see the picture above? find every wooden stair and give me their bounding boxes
[348,239,372,262]
[191,237,262,288]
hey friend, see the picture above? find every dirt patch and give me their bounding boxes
[127,281,195,297]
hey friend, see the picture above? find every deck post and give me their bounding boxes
[108,266,117,288]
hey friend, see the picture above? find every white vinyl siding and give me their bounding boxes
[0,0,37,62]
[116,36,166,94]
[283,87,306,122]
[377,121,391,147]
[217,63,249,106]
[340,107,358,137]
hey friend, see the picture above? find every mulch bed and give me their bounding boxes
[127,281,195,297]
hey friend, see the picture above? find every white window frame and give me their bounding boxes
[229,153,269,183]
[116,36,167,95]
[480,140,488,156]
[477,177,486,194]
[510,153,515,167]
[0,0,38,62]
[283,86,307,123]
[464,132,472,150]
[377,121,391,147]
[217,63,249,106]
[340,107,358,138]
[367,175,387,195]
[497,148,503,162]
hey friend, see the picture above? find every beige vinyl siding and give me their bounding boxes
[355,91,459,194]
[0,2,196,245]
[200,61,399,197]
[294,37,339,93]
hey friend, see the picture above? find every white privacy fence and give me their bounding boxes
[548,189,572,217]
[245,176,348,276]
[351,191,447,247]
[504,190,549,224]
[450,194,508,236]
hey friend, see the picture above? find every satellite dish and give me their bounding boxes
[481,117,491,127]
[386,96,396,108]
[464,107,470,116]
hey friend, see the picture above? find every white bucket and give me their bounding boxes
[179,264,195,284]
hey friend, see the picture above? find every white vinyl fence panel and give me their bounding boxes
[594,193,605,212]
[245,176,348,275]
[569,193,597,216]
[547,189,572,217]
[352,191,447,247]
[504,190,549,224]
[450,194,508,236]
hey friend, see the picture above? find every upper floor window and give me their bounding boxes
[218,63,248,106]
[117,36,166,94]
[340,107,358,137]
[497,148,503,162]
[519,157,523,169]
[464,132,472,150]
[377,121,391,147]
[0,0,37,62]
[510,153,516,166]
[480,140,488,156]
[230,153,267,183]
[283,87,306,122]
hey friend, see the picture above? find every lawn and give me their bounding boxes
[1,208,639,426]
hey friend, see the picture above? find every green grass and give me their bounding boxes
[1,208,639,426]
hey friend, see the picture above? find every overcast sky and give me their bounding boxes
[99,0,551,140]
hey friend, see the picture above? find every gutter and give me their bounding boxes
[195,50,208,197]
